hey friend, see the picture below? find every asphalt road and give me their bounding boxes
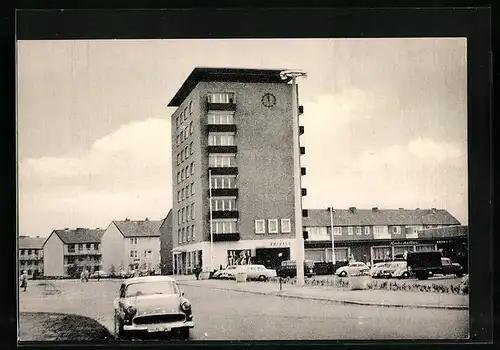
[18,279,468,341]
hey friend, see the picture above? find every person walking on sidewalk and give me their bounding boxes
[194,265,202,280]
[20,270,28,292]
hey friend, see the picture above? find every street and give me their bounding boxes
[18,279,468,341]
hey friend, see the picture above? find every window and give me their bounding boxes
[182,207,186,223]
[356,226,362,235]
[130,238,134,244]
[209,154,236,167]
[208,112,234,125]
[364,226,370,235]
[347,227,354,235]
[78,244,83,251]
[208,133,235,146]
[177,190,181,202]
[181,149,185,162]
[186,226,191,241]
[177,172,181,184]
[186,166,190,179]
[20,250,25,255]
[185,146,189,158]
[189,121,193,134]
[94,243,99,250]
[211,198,237,211]
[191,203,195,219]
[27,249,32,255]
[134,251,138,257]
[176,135,180,146]
[182,228,186,243]
[181,188,185,200]
[268,219,278,233]
[185,185,190,198]
[178,210,181,225]
[190,162,194,175]
[393,226,401,235]
[180,112,184,124]
[189,142,193,155]
[33,250,38,256]
[189,101,193,114]
[191,183,195,195]
[178,229,181,244]
[184,126,189,140]
[211,175,237,189]
[212,219,238,234]
[34,261,38,266]
[68,244,75,253]
[208,92,235,104]
[176,116,180,129]
[181,168,185,181]
[130,250,134,257]
[255,219,265,234]
[187,205,191,221]
[280,219,291,233]
[192,225,195,239]
[373,226,390,239]
[333,227,342,236]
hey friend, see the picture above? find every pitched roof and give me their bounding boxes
[168,67,291,107]
[19,236,46,249]
[53,228,105,244]
[113,220,162,238]
[417,225,468,239]
[303,208,461,226]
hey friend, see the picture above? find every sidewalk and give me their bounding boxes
[173,276,468,310]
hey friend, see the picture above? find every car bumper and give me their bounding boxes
[124,320,195,332]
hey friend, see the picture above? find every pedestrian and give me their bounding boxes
[80,270,85,283]
[84,269,89,282]
[194,265,201,280]
[20,270,28,292]
[97,270,100,282]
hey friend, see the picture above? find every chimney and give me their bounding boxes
[431,208,436,213]
[349,207,356,213]
[64,228,69,230]
[416,208,420,210]
[372,207,378,211]
[125,218,130,221]
[145,218,149,221]
[398,207,404,210]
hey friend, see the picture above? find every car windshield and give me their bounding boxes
[125,281,179,297]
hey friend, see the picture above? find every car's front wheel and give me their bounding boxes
[400,272,409,279]
[338,271,347,277]
[178,328,190,340]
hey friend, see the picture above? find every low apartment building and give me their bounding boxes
[303,207,462,264]
[43,228,104,278]
[19,236,46,279]
[101,218,162,275]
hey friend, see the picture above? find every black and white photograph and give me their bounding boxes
[17,34,474,341]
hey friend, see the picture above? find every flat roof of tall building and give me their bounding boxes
[168,67,291,107]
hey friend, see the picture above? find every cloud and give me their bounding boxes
[19,118,172,236]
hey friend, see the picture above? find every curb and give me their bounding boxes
[177,282,468,310]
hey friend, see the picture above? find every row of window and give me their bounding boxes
[176,123,194,146]
[177,182,196,203]
[209,154,236,167]
[212,219,237,234]
[211,197,237,211]
[177,162,195,184]
[130,249,152,258]
[255,219,291,234]
[208,92,235,104]
[208,133,235,146]
[178,203,196,225]
[208,112,234,125]
[20,260,39,266]
[19,249,40,256]
[210,175,237,189]
[66,255,100,263]
[178,225,196,244]
[175,101,193,129]
[67,243,99,252]
[176,142,194,164]
[305,225,440,239]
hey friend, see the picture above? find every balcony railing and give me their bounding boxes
[207,124,237,133]
[207,145,237,154]
[213,233,240,242]
[210,210,239,219]
[209,188,239,197]
[208,167,238,175]
[65,250,101,256]
[207,102,236,111]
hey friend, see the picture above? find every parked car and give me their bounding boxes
[406,251,464,280]
[212,265,237,279]
[90,270,109,279]
[233,264,277,281]
[334,262,370,277]
[379,261,409,279]
[369,262,391,278]
[113,276,194,339]
[276,260,315,278]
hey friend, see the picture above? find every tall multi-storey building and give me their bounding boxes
[18,235,46,279]
[168,67,306,274]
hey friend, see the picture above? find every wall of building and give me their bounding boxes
[125,236,161,272]
[43,233,64,277]
[160,213,173,275]
[19,248,44,278]
[101,223,126,274]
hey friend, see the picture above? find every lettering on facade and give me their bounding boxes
[269,241,291,248]
[391,241,418,246]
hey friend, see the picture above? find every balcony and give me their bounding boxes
[301,188,307,196]
[19,255,42,260]
[207,102,236,111]
[299,105,304,114]
[300,146,306,155]
[301,167,307,176]
[210,188,239,197]
[207,145,238,154]
[208,167,238,175]
[299,126,304,135]
[207,124,237,133]
[210,210,239,219]
[65,250,101,256]
[213,233,240,242]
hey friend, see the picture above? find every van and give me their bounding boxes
[276,260,315,278]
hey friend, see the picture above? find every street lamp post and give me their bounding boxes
[280,69,307,286]
[329,207,336,264]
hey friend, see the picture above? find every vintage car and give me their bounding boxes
[212,265,238,280]
[113,276,194,339]
[334,262,370,277]
[90,270,109,279]
[233,264,277,281]
[379,261,410,279]
[369,262,391,278]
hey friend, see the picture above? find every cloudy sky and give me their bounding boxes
[17,38,468,237]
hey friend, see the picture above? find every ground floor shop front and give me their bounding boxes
[172,238,297,274]
[304,236,467,268]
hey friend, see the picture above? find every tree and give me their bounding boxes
[109,264,116,277]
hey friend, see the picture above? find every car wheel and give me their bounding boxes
[456,272,463,278]
[401,272,409,279]
[258,275,267,282]
[179,328,190,340]
[116,318,131,340]
[339,271,347,277]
